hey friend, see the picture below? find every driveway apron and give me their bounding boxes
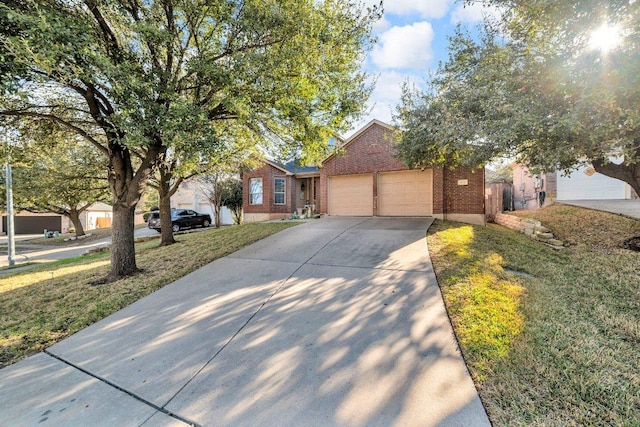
[0,217,490,427]
[558,199,640,219]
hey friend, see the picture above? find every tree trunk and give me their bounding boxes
[214,204,221,228]
[110,202,138,279]
[106,139,161,280]
[212,175,223,228]
[68,208,86,237]
[592,156,640,197]
[232,207,242,225]
[158,164,177,246]
[158,185,175,246]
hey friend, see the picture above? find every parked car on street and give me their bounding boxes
[147,209,212,233]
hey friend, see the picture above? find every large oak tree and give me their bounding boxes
[0,0,379,280]
[396,0,640,195]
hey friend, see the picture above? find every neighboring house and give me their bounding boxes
[82,202,113,230]
[512,161,637,210]
[243,120,486,225]
[171,178,234,225]
[512,163,557,210]
[556,163,636,200]
[1,203,115,235]
[1,211,64,235]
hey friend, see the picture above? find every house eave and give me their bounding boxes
[293,172,321,178]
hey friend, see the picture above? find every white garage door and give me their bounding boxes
[328,174,373,216]
[378,170,433,216]
[557,165,631,200]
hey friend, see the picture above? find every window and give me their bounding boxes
[249,178,263,205]
[274,177,286,205]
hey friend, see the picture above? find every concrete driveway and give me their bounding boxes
[0,217,489,427]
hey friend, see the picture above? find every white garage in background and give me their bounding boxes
[378,170,433,216]
[557,164,634,200]
[328,174,373,216]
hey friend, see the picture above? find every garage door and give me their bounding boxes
[2,215,62,234]
[328,174,373,216]
[378,170,433,216]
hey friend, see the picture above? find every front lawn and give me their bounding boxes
[0,222,296,368]
[429,205,640,425]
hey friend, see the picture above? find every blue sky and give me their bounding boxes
[350,0,500,134]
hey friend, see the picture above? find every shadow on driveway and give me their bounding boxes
[0,217,490,427]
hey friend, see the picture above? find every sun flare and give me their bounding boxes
[588,23,622,52]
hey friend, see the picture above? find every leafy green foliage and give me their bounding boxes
[397,1,640,194]
[0,0,380,278]
[220,177,243,224]
[486,162,513,183]
[10,137,109,236]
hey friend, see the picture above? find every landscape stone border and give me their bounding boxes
[494,213,566,249]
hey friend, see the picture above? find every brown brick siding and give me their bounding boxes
[442,167,485,215]
[321,123,409,215]
[432,168,444,215]
[243,163,294,215]
[246,121,486,220]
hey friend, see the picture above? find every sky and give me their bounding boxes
[350,0,500,135]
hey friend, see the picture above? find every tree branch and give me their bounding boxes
[0,110,109,156]
[84,0,120,59]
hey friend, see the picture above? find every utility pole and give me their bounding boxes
[5,161,15,266]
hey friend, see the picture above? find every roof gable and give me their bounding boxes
[264,159,292,175]
[323,119,395,163]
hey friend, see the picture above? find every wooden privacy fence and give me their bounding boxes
[485,182,514,221]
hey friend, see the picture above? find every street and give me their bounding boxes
[0,227,159,270]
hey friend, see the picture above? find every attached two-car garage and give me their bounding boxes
[328,169,433,217]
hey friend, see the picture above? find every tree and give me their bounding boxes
[147,156,196,246]
[151,125,258,243]
[199,172,227,228]
[1,0,380,280]
[197,131,258,228]
[220,178,243,225]
[13,139,110,237]
[396,1,640,195]
[486,162,513,184]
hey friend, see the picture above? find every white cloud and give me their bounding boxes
[384,0,453,19]
[372,15,391,33]
[347,71,424,136]
[370,22,435,69]
[450,2,502,24]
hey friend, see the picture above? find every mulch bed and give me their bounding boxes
[622,236,640,251]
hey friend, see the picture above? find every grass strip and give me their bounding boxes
[428,208,640,425]
[0,222,296,368]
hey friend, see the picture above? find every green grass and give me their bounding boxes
[428,207,640,425]
[0,222,296,368]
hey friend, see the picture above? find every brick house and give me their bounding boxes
[243,120,485,225]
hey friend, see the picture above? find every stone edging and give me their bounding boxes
[494,213,566,249]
